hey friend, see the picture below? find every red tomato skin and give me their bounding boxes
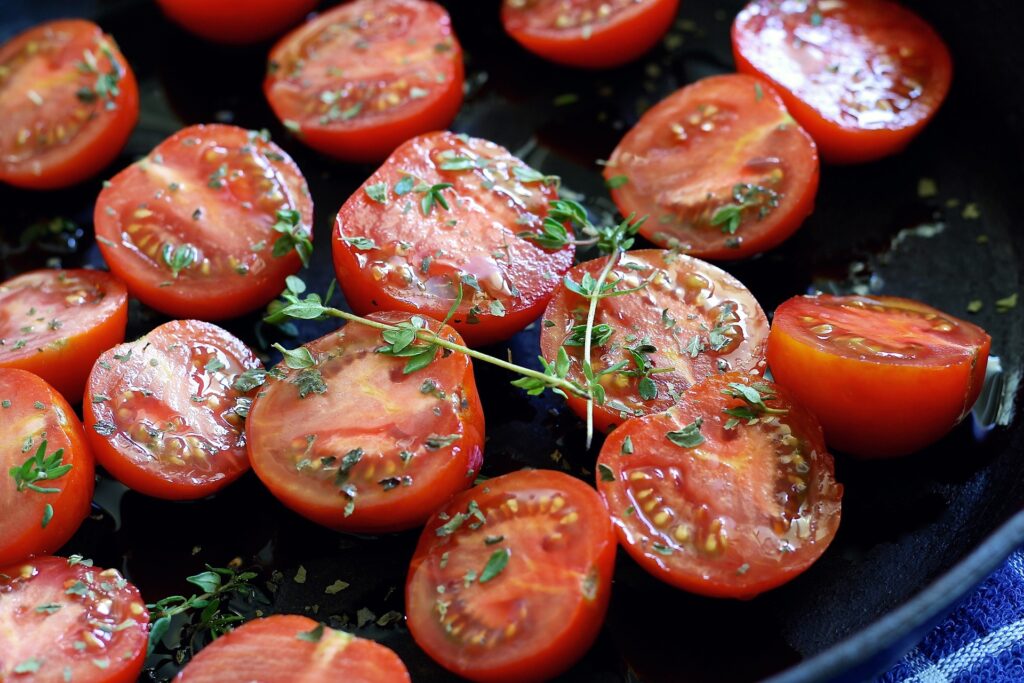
[501,0,680,69]
[157,0,319,44]
[767,295,991,457]
[0,370,95,567]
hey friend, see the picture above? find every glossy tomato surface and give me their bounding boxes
[264,0,464,162]
[157,0,319,44]
[540,249,769,432]
[598,372,843,598]
[83,319,261,499]
[0,269,127,403]
[500,0,679,69]
[768,295,991,457]
[247,311,485,533]
[0,19,138,189]
[94,124,313,320]
[175,614,410,683]
[732,0,953,163]
[406,469,616,683]
[333,131,575,346]
[605,74,819,259]
[0,555,149,683]
[0,370,94,567]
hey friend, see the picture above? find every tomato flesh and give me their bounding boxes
[767,294,991,457]
[598,372,842,598]
[247,312,485,533]
[605,74,820,259]
[94,124,313,320]
[83,319,261,500]
[406,470,616,683]
[157,0,319,44]
[732,0,953,163]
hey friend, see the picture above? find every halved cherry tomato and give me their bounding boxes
[83,320,261,500]
[604,74,819,259]
[406,469,616,683]
[500,0,679,69]
[264,0,464,162]
[0,555,150,682]
[598,372,842,598]
[540,249,769,432]
[0,19,138,189]
[333,131,575,346]
[767,294,990,457]
[157,0,319,45]
[175,614,411,682]
[0,269,127,403]
[732,0,953,164]
[94,124,313,320]
[0,370,94,567]
[247,312,484,533]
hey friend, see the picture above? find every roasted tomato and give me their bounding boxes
[156,0,319,45]
[540,249,769,432]
[598,372,842,598]
[732,0,953,163]
[0,370,94,567]
[247,312,485,533]
[604,74,819,259]
[94,124,313,320]
[0,269,127,403]
[0,19,138,189]
[500,0,679,69]
[767,294,991,457]
[406,470,616,683]
[333,131,575,346]
[0,555,150,682]
[264,0,464,162]
[83,320,261,500]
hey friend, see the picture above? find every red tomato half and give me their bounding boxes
[598,372,843,598]
[247,312,485,533]
[500,0,679,69]
[540,249,769,432]
[83,320,261,500]
[0,555,150,683]
[333,131,575,346]
[406,470,616,683]
[0,370,94,567]
[94,124,313,320]
[0,19,138,189]
[157,0,319,45]
[767,295,991,457]
[732,0,953,163]
[264,0,464,162]
[605,74,819,259]
[0,269,127,403]
[175,615,410,683]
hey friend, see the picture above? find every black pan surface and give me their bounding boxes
[1,1,1022,682]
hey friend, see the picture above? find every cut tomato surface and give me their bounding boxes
[0,555,149,683]
[732,0,953,163]
[264,0,464,162]
[598,371,843,598]
[540,249,769,432]
[333,131,575,346]
[83,319,261,500]
[94,124,313,320]
[0,370,94,567]
[500,0,679,69]
[767,294,991,457]
[0,19,138,189]
[0,269,127,403]
[247,312,485,533]
[605,74,819,259]
[157,0,319,44]
[406,469,616,683]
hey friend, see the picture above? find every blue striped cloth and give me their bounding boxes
[880,550,1024,682]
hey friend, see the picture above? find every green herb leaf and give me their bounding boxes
[478,548,511,583]
[296,623,325,642]
[161,243,197,278]
[273,343,315,369]
[364,182,389,203]
[666,417,704,448]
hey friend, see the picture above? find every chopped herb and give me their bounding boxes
[161,243,198,278]
[478,548,510,583]
[605,175,629,189]
[296,623,324,642]
[364,182,389,203]
[967,299,983,314]
[271,209,313,267]
[292,368,327,398]
[996,293,1018,313]
[425,434,461,450]
[621,436,634,455]
[325,579,349,594]
[597,463,615,482]
[666,418,704,448]
[344,236,378,250]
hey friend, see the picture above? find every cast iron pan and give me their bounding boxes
[2,1,1022,681]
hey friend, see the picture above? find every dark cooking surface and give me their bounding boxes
[1,1,1022,681]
